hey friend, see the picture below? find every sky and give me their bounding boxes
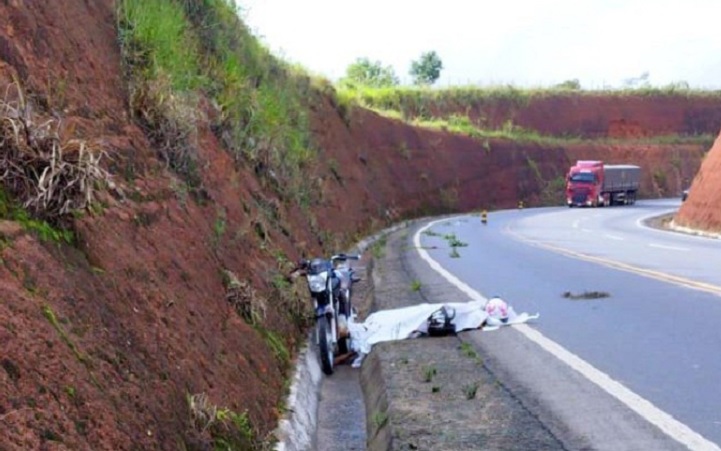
[237,0,721,90]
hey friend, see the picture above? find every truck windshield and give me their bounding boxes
[569,173,595,183]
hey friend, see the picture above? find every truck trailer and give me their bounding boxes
[565,160,641,207]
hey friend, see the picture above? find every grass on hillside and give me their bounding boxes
[0,83,109,235]
[341,83,721,113]
[117,0,318,207]
[337,84,720,148]
[407,114,716,148]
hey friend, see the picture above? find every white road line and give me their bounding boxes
[637,210,721,242]
[414,218,720,451]
[649,243,689,251]
[413,217,485,304]
[605,234,624,241]
[636,209,678,233]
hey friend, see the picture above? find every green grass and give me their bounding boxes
[422,365,437,382]
[410,280,422,292]
[463,382,479,400]
[0,188,74,244]
[335,83,720,147]
[214,407,254,449]
[258,327,290,365]
[42,305,85,363]
[371,411,389,429]
[118,0,202,91]
[459,342,478,359]
[442,233,468,248]
[540,176,567,206]
[371,234,387,259]
[407,115,715,147]
[118,0,317,204]
[64,385,77,399]
[187,393,257,449]
[212,209,227,248]
[339,83,721,115]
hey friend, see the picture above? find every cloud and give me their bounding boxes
[239,0,721,88]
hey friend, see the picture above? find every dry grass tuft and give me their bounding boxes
[223,269,267,325]
[129,75,203,188]
[0,83,112,222]
[186,392,258,448]
[187,393,218,433]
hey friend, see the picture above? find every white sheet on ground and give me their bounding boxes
[348,300,539,368]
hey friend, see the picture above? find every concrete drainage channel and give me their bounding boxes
[274,221,416,451]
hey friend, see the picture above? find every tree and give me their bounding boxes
[409,51,443,85]
[340,57,399,88]
[554,79,581,90]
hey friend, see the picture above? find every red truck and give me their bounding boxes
[565,160,641,207]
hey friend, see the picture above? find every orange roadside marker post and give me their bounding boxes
[481,210,488,224]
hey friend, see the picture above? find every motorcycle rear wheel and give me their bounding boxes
[318,316,334,375]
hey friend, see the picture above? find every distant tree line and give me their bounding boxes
[340,51,444,88]
[341,58,693,91]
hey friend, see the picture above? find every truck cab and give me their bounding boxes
[565,160,640,207]
[566,160,604,207]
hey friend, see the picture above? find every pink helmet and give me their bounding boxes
[485,297,509,320]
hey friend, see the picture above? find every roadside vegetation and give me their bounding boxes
[0,82,111,241]
[115,1,338,447]
[336,83,718,147]
[117,0,319,208]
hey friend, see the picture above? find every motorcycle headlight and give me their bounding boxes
[307,273,328,293]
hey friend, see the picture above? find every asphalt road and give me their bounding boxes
[312,200,721,450]
[417,200,721,449]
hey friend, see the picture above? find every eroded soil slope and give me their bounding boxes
[410,93,721,138]
[675,131,721,232]
[0,1,716,449]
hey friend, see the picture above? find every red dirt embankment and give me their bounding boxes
[675,131,721,232]
[0,1,716,449]
[456,94,721,138]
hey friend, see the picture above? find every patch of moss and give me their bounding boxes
[0,188,74,244]
[42,305,85,363]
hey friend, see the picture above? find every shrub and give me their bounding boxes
[0,83,112,225]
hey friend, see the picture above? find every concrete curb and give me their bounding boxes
[669,219,721,239]
[359,349,392,451]
[273,338,322,451]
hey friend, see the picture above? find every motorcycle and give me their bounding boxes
[294,253,361,375]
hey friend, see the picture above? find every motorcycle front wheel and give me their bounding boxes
[317,316,334,375]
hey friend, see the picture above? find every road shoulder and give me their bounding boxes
[360,222,565,450]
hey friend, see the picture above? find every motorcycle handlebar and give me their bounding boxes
[330,253,360,262]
